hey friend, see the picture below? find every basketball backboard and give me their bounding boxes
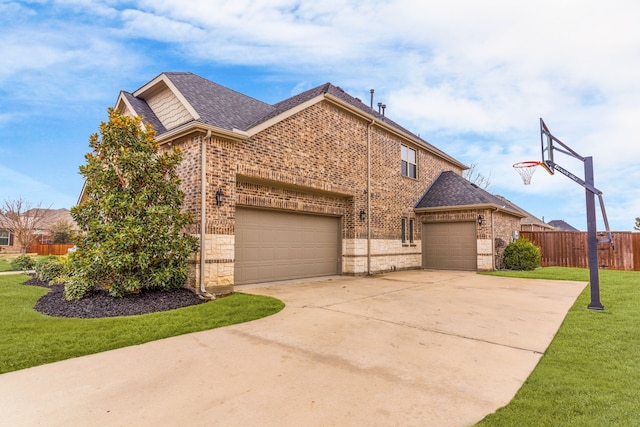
[539,118,555,174]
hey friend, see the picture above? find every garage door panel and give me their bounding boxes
[422,222,476,271]
[235,208,340,285]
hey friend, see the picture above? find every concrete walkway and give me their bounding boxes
[0,270,586,426]
[0,269,34,275]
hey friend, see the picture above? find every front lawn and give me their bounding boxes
[477,267,640,426]
[0,273,284,374]
[0,257,12,272]
[0,254,48,272]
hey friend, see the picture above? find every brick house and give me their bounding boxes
[0,221,15,253]
[0,208,77,254]
[415,172,525,270]
[112,72,523,296]
[494,195,555,232]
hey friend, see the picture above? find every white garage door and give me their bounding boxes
[235,208,340,285]
[422,222,477,271]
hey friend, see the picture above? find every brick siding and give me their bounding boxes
[167,100,463,290]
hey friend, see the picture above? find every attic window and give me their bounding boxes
[401,145,417,179]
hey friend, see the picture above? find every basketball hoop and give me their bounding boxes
[513,161,541,185]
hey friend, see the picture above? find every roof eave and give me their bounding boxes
[246,94,326,136]
[155,121,249,144]
[246,91,467,170]
[322,93,467,170]
[115,92,134,115]
[414,203,525,218]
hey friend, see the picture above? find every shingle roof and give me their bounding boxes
[415,171,523,216]
[164,72,274,131]
[547,219,580,231]
[121,92,166,133]
[122,73,463,166]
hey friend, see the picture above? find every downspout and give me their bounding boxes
[367,119,374,275]
[491,208,497,270]
[200,131,215,299]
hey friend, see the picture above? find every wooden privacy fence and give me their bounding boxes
[28,243,75,256]
[521,231,640,271]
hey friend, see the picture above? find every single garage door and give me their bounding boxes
[422,222,477,271]
[235,208,340,285]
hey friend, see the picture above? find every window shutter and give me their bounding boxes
[9,233,14,246]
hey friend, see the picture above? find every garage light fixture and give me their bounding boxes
[359,209,366,221]
[477,215,483,225]
[215,189,224,206]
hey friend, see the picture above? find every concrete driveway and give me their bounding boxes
[0,270,586,426]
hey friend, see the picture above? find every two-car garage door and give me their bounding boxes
[422,222,477,271]
[235,208,340,285]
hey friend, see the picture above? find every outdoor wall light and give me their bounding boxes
[359,209,366,221]
[477,215,483,226]
[215,189,224,206]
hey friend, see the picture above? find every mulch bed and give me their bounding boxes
[25,277,205,319]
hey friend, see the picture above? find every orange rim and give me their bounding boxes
[513,161,541,168]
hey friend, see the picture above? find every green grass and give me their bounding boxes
[0,257,12,272]
[0,254,48,272]
[0,273,284,374]
[477,267,640,426]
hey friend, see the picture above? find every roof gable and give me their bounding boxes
[415,171,523,216]
[118,92,167,133]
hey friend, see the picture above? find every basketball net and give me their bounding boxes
[513,161,541,185]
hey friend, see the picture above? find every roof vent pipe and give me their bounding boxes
[370,89,374,109]
[381,104,386,120]
[377,102,382,115]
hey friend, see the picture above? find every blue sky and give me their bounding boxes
[2,0,639,231]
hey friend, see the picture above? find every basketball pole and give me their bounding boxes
[537,118,612,311]
[584,157,604,310]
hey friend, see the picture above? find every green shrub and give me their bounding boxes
[502,238,542,271]
[34,256,69,285]
[10,255,35,271]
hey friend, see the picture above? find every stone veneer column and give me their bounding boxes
[190,234,235,296]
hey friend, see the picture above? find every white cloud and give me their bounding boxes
[2,0,639,228]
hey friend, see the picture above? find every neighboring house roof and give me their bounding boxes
[23,208,78,232]
[415,171,524,217]
[116,72,466,170]
[547,219,580,231]
[494,195,554,230]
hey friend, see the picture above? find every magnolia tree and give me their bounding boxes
[65,108,199,300]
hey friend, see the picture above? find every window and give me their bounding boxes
[401,145,417,178]
[0,230,10,246]
[409,219,414,244]
[401,218,414,244]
